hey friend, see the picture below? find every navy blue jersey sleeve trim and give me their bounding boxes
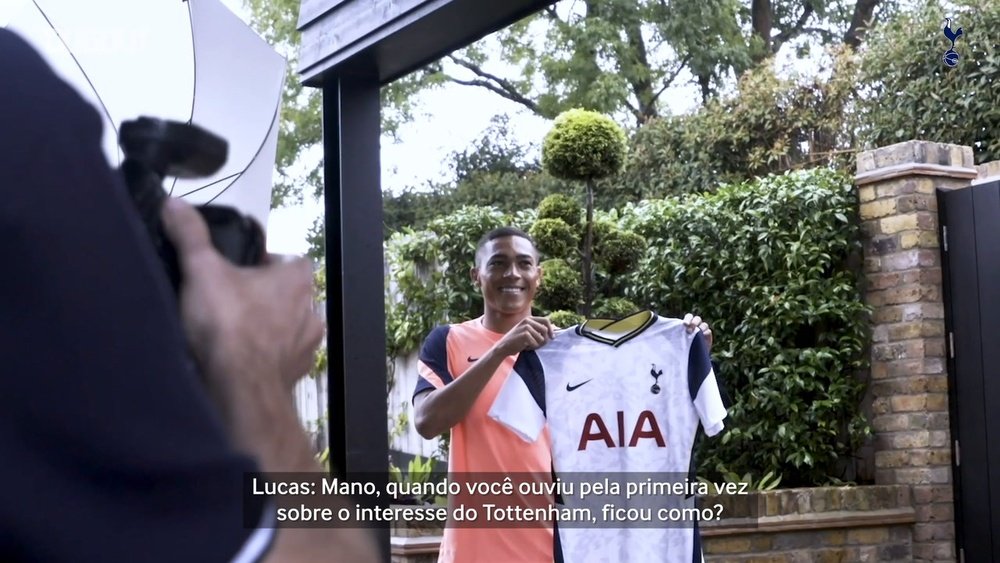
[512,351,546,415]
[413,325,453,399]
[0,29,264,563]
[687,331,713,402]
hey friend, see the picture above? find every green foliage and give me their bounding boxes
[384,230,449,359]
[388,455,445,505]
[593,296,639,319]
[538,193,582,226]
[382,188,452,240]
[384,207,511,357]
[536,259,583,313]
[699,470,783,492]
[450,115,539,182]
[622,49,858,200]
[548,310,586,328]
[245,0,444,208]
[595,229,647,274]
[543,109,629,181]
[247,0,885,211]
[317,447,330,472]
[388,405,410,444]
[621,168,870,486]
[382,171,574,238]
[530,218,578,260]
[856,0,1000,164]
[443,0,865,126]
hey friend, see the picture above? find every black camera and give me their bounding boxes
[118,117,266,291]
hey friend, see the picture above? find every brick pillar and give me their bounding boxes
[854,141,977,562]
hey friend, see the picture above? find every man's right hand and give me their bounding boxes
[494,316,556,357]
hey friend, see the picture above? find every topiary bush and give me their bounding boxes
[530,218,577,261]
[595,229,646,274]
[537,193,582,226]
[543,109,628,316]
[592,296,639,319]
[548,310,586,329]
[620,167,870,487]
[536,258,583,313]
[542,109,628,182]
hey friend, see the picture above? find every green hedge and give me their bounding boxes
[620,168,870,486]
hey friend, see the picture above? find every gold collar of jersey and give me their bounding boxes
[576,310,657,347]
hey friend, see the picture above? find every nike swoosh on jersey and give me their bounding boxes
[566,379,592,392]
[467,356,479,362]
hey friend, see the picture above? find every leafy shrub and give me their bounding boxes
[542,109,628,181]
[595,229,646,274]
[384,206,512,357]
[548,310,586,328]
[586,219,619,248]
[621,50,857,200]
[856,0,1000,164]
[530,218,578,261]
[538,193,582,226]
[620,168,870,486]
[592,297,639,319]
[536,259,583,313]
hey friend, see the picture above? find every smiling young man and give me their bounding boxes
[412,226,712,563]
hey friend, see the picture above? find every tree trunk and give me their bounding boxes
[751,0,773,62]
[620,17,658,126]
[582,179,595,317]
[843,0,881,49]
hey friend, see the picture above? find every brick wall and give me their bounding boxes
[855,140,979,562]
[390,487,917,563]
[702,486,915,563]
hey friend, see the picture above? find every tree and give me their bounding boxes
[620,46,860,200]
[542,109,628,316]
[381,115,575,237]
[244,0,898,218]
[855,0,1000,164]
[444,0,896,125]
[244,0,445,210]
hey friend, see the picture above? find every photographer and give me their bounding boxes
[0,29,377,562]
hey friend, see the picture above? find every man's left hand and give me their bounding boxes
[682,313,713,352]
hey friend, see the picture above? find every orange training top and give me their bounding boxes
[414,318,554,563]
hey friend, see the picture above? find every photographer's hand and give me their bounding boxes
[162,198,322,396]
[161,197,378,562]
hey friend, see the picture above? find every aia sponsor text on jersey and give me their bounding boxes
[578,410,666,450]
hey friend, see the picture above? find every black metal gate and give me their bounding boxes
[937,180,1000,562]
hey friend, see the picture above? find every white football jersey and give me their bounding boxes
[489,311,728,563]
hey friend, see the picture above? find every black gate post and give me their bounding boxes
[323,69,390,560]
